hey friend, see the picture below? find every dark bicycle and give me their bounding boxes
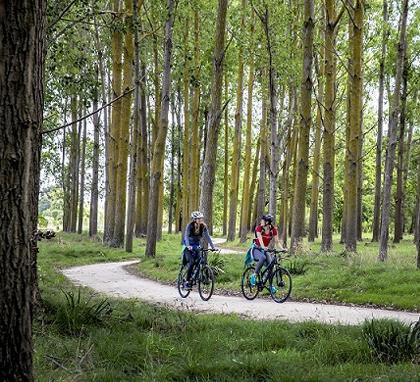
[177,248,219,301]
[241,248,292,303]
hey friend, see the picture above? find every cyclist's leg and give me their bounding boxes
[185,249,195,282]
[253,247,266,275]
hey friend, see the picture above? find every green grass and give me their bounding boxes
[137,233,420,311]
[34,233,420,381]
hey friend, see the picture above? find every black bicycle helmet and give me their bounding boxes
[262,214,274,224]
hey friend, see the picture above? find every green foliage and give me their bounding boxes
[207,251,226,276]
[362,319,420,364]
[53,288,112,335]
[285,257,309,275]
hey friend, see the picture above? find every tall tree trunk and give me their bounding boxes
[308,49,324,242]
[113,0,134,247]
[321,0,337,251]
[240,49,256,242]
[255,86,268,226]
[126,0,143,251]
[89,73,100,237]
[379,0,409,261]
[199,0,228,233]
[190,9,201,213]
[135,60,149,236]
[78,116,87,234]
[248,137,261,230]
[68,96,79,233]
[104,0,123,243]
[394,56,409,243]
[227,0,245,241]
[145,0,175,257]
[372,0,388,242]
[239,17,256,242]
[222,74,229,236]
[168,104,176,233]
[181,18,191,230]
[345,0,363,253]
[291,0,315,251]
[0,1,45,379]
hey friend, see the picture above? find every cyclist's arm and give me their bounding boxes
[183,224,191,248]
[203,228,215,250]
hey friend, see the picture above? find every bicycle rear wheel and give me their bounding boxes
[269,267,292,303]
[241,266,260,300]
[177,265,191,298]
[198,265,214,301]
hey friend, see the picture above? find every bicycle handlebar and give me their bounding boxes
[265,248,288,254]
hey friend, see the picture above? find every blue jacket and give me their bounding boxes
[183,222,215,249]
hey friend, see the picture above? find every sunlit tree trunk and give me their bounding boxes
[379,0,409,260]
[89,72,100,237]
[372,0,388,242]
[321,0,337,251]
[345,0,363,252]
[394,56,409,243]
[145,0,175,257]
[199,0,228,233]
[222,74,229,236]
[190,9,201,213]
[291,0,314,251]
[248,138,260,230]
[181,18,191,230]
[227,0,245,241]
[308,48,324,243]
[104,0,123,243]
[78,116,87,234]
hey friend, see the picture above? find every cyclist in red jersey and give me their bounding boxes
[250,214,282,286]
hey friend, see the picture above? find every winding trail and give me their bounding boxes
[62,259,419,326]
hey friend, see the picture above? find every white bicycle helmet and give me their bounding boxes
[191,211,204,220]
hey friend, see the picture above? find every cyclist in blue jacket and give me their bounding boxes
[183,211,216,289]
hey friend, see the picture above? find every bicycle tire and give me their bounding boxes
[198,265,215,301]
[177,264,191,298]
[241,266,260,300]
[269,267,292,303]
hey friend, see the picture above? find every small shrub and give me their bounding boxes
[55,288,112,334]
[285,258,308,275]
[208,252,226,277]
[362,319,420,364]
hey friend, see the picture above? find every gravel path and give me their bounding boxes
[62,260,419,326]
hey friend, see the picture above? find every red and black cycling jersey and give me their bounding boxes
[253,224,278,247]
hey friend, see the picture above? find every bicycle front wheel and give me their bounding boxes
[177,265,191,298]
[269,267,292,303]
[241,266,260,300]
[198,265,214,301]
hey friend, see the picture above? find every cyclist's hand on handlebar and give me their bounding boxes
[187,246,193,251]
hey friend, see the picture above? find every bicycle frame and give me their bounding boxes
[258,254,278,287]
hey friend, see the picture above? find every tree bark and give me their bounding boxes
[222,73,229,236]
[145,0,175,257]
[415,158,420,269]
[126,0,143,251]
[113,0,134,247]
[89,75,100,237]
[309,46,324,243]
[321,0,337,251]
[240,46,256,242]
[77,114,87,234]
[248,137,261,230]
[372,0,388,242]
[291,0,314,251]
[0,1,45,379]
[199,0,228,233]
[227,0,245,241]
[104,0,123,243]
[345,0,364,253]
[181,18,191,230]
[393,55,409,243]
[379,0,409,261]
[190,9,201,214]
